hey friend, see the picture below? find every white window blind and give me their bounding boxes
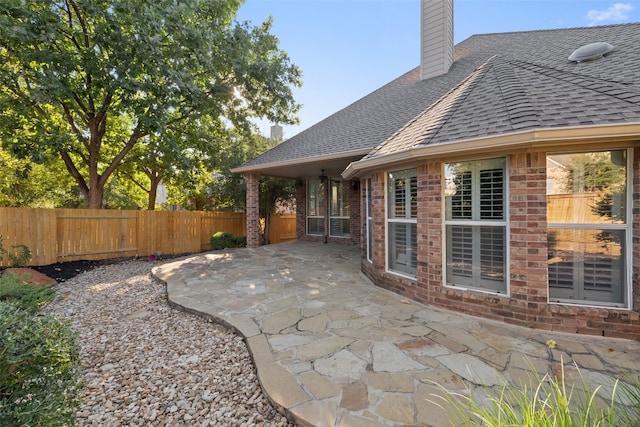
[387,169,417,277]
[445,159,507,293]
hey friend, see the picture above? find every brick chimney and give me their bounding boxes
[270,124,283,141]
[420,0,454,80]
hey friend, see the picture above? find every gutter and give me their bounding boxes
[342,123,640,179]
[231,148,372,174]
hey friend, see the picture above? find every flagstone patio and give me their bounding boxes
[152,241,640,427]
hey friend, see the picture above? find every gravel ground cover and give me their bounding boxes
[41,259,296,427]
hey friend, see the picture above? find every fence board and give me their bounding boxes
[200,211,246,251]
[0,208,57,266]
[269,213,297,243]
[0,208,295,267]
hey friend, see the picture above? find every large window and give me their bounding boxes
[445,158,507,293]
[387,169,417,277]
[330,180,350,237]
[547,150,630,307]
[307,179,325,235]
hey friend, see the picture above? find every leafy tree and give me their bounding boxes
[117,115,230,210]
[0,148,84,208]
[0,0,301,208]
[168,129,267,211]
[259,176,295,244]
[165,129,296,244]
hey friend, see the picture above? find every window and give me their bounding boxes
[387,169,417,276]
[445,158,507,293]
[366,178,373,262]
[307,179,325,235]
[547,150,629,307]
[329,180,350,237]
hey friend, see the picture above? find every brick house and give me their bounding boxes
[233,1,640,339]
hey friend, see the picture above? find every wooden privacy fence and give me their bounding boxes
[0,208,296,267]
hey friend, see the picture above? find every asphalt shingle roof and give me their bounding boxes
[239,23,640,174]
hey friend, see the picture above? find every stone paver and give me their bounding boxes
[153,241,640,427]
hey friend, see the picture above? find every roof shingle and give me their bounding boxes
[238,23,640,175]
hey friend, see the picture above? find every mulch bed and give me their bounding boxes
[2,255,182,284]
[1,259,122,284]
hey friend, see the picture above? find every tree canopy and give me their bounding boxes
[0,0,301,208]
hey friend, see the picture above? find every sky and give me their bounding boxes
[235,1,639,139]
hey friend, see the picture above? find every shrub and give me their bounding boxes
[210,232,246,250]
[0,302,82,426]
[235,236,247,248]
[0,273,54,312]
[0,235,32,268]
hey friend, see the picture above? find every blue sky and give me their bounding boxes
[235,1,638,139]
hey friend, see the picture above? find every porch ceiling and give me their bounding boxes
[234,153,366,181]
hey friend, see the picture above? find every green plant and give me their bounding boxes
[0,273,54,313]
[0,235,32,267]
[430,363,622,427]
[0,302,82,426]
[617,374,640,426]
[235,236,247,248]
[211,231,240,250]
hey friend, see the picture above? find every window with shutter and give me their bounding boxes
[445,159,507,293]
[387,169,417,277]
[547,150,629,307]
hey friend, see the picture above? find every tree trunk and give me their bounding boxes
[262,210,272,245]
[147,174,162,210]
[86,186,104,209]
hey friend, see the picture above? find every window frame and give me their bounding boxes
[443,157,509,295]
[546,148,632,309]
[306,179,325,236]
[366,177,373,263]
[329,179,350,238]
[386,168,418,278]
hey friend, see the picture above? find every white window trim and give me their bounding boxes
[306,179,325,236]
[329,180,350,239]
[547,148,633,309]
[366,177,373,263]
[385,169,418,279]
[442,158,511,297]
[328,216,350,238]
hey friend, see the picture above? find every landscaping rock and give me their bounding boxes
[41,260,295,427]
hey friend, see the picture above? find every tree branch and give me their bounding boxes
[99,125,145,188]
[60,102,90,151]
[59,149,89,198]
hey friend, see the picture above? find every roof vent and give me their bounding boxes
[568,42,613,62]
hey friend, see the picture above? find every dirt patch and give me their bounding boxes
[2,268,58,286]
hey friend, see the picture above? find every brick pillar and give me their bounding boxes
[509,152,548,325]
[633,148,640,312]
[246,173,260,248]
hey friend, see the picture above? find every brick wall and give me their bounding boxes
[245,173,260,248]
[363,153,640,340]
